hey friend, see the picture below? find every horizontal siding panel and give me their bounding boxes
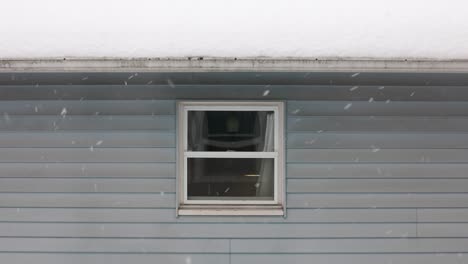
[3,85,468,101]
[232,254,468,264]
[0,193,175,208]
[0,132,175,148]
[0,179,174,193]
[418,209,468,222]
[0,100,175,115]
[0,163,175,178]
[0,208,178,222]
[287,149,468,163]
[0,148,175,163]
[288,133,468,149]
[0,116,175,131]
[419,224,468,237]
[0,208,415,223]
[231,238,468,253]
[288,101,468,116]
[287,163,468,178]
[288,194,468,208]
[0,253,228,264]
[287,179,468,193]
[0,238,228,253]
[5,238,468,254]
[0,223,415,238]
[288,116,468,132]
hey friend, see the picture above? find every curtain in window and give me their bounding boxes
[256,112,274,197]
[188,112,206,184]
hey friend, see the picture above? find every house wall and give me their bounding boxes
[1,89,468,263]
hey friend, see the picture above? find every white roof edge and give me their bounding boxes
[1,57,468,73]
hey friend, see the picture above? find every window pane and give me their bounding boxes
[188,111,274,151]
[187,158,274,200]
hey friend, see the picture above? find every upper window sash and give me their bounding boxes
[183,106,280,153]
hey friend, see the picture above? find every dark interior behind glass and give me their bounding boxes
[188,111,274,152]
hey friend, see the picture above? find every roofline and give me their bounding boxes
[1,57,468,73]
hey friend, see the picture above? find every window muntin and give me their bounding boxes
[178,102,284,211]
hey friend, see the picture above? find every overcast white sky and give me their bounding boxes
[1,0,468,59]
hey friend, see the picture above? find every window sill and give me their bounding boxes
[177,205,284,216]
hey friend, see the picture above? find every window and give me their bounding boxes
[177,101,285,215]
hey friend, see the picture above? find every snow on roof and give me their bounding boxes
[1,0,468,59]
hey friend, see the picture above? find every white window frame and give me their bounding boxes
[177,101,285,216]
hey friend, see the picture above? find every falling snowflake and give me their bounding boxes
[370,145,381,152]
[263,90,270,96]
[3,113,10,122]
[60,108,67,117]
[167,79,175,88]
[344,103,352,110]
[377,167,383,175]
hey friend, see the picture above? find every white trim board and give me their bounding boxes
[177,101,285,216]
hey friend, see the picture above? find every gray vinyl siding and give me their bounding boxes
[1,98,468,264]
